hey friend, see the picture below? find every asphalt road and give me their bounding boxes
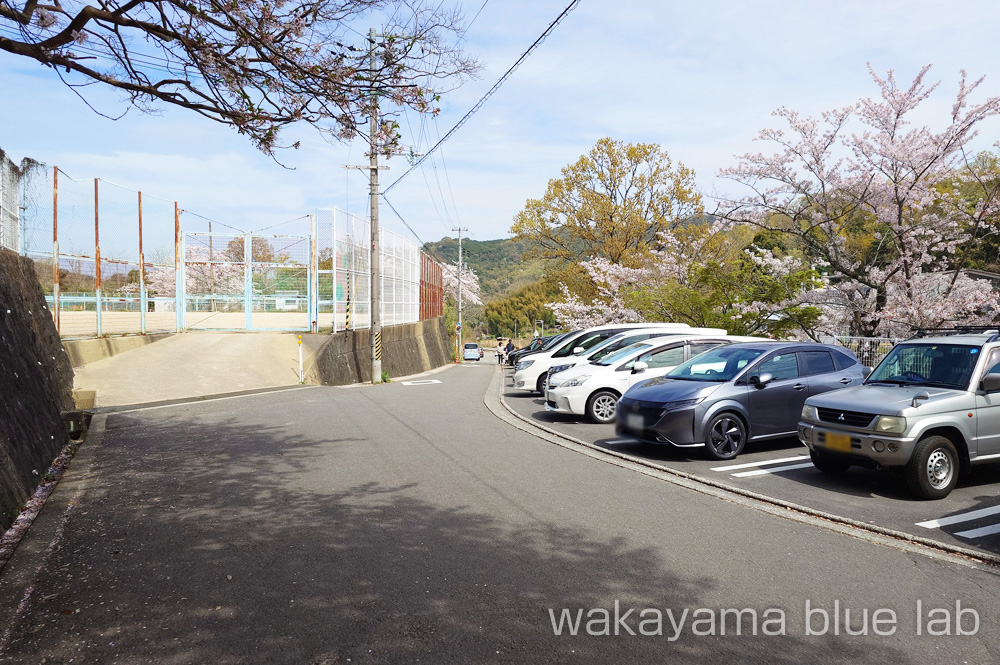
[2,362,1000,664]
[502,371,1000,558]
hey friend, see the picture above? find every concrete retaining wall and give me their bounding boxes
[63,333,173,368]
[306,317,451,385]
[0,249,74,531]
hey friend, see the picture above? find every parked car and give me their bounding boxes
[508,334,566,367]
[545,327,730,384]
[513,323,692,395]
[799,328,1000,500]
[463,343,481,361]
[546,334,762,423]
[616,342,866,460]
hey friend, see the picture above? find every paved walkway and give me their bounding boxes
[73,332,325,408]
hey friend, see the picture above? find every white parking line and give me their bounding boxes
[731,462,815,478]
[915,505,1000,529]
[955,523,1000,539]
[603,439,632,445]
[711,455,810,472]
[400,379,443,386]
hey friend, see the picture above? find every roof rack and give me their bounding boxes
[908,326,1000,340]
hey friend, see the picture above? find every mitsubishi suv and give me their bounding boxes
[799,328,1000,499]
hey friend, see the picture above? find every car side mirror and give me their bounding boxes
[862,366,873,378]
[573,346,585,354]
[982,373,1000,393]
[632,361,649,375]
[750,373,773,388]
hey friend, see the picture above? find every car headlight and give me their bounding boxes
[801,404,818,421]
[550,364,572,376]
[563,374,591,387]
[874,415,906,434]
[515,360,534,371]
[661,398,704,413]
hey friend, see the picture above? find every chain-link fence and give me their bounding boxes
[0,151,21,253]
[15,158,444,338]
[832,336,901,368]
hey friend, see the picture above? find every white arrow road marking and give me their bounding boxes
[916,505,1000,529]
[711,455,810,472]
[955,523,1000,539]
[401,379,443,386]
[730,463,815,478]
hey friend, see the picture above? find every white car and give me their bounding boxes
[545,335,765,423]
[512,323,693,395]
[545,327,729,382]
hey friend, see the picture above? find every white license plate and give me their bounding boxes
[626,413,644,431]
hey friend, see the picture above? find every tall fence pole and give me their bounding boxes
[310,213,318,333]
[138,191,146,335]
[52,166,60,334]
[174,202,182,332]
[94,178,102,337]
[243,232,252,330]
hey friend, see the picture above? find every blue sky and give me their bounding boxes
[2,0,1000,247]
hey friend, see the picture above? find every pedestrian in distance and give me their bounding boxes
[504,339,515,366]
[497,339,505,365]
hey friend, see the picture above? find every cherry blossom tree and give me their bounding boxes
[549,221,822,336]
[718,64,1000,336]
[0,0,479,154]
[441,260,481,306]
[146,246,244,298]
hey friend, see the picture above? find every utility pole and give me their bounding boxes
[454,226,468,356]
[369,27,383,384]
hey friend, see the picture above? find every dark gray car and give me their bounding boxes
[616,342,867,460]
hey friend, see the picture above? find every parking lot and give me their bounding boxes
[501,367,1000,559]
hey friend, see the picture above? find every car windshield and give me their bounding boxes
[594,342,653,366]
[540,334,567,351]
[867,343,979,389]
[464,344,477,349]
[666,347,765,381]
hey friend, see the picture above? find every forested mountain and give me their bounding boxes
[423,237,546,302]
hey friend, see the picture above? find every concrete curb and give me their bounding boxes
[483,366,1000,569]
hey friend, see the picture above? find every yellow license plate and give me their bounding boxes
[825,432,851,453]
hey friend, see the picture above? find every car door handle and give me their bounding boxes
[839,378,852,385]
[793,383,806,391]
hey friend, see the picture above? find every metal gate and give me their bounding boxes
[182,231,313,331]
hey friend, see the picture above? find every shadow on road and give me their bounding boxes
[2,410,917,664]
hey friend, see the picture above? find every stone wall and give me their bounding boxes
[306,317,451,385]
[0,249,74,531]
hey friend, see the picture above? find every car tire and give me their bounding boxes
[703,413,747,460]
[810,449,851,474]
[905,435,959,500]
[535,374,547,395]
[586,390,619,424]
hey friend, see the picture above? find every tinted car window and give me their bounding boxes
[641,345,684,369]
[755,352,799,381]
[800,350,835,376]
[832,349,858,370]
[688,341,724,358]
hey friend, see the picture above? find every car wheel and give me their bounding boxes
[586,390,619,424]
[535,374,547,395]
[905,435,959,500]
[810,449,851,474]
[703,413,747,460]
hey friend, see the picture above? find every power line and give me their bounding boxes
[383,0,583,195]
[381,194,451,266]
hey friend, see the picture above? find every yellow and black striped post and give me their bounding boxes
[374,331,382,361]
[345,274,352,330]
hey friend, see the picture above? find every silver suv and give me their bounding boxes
[798,329,1000,499]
